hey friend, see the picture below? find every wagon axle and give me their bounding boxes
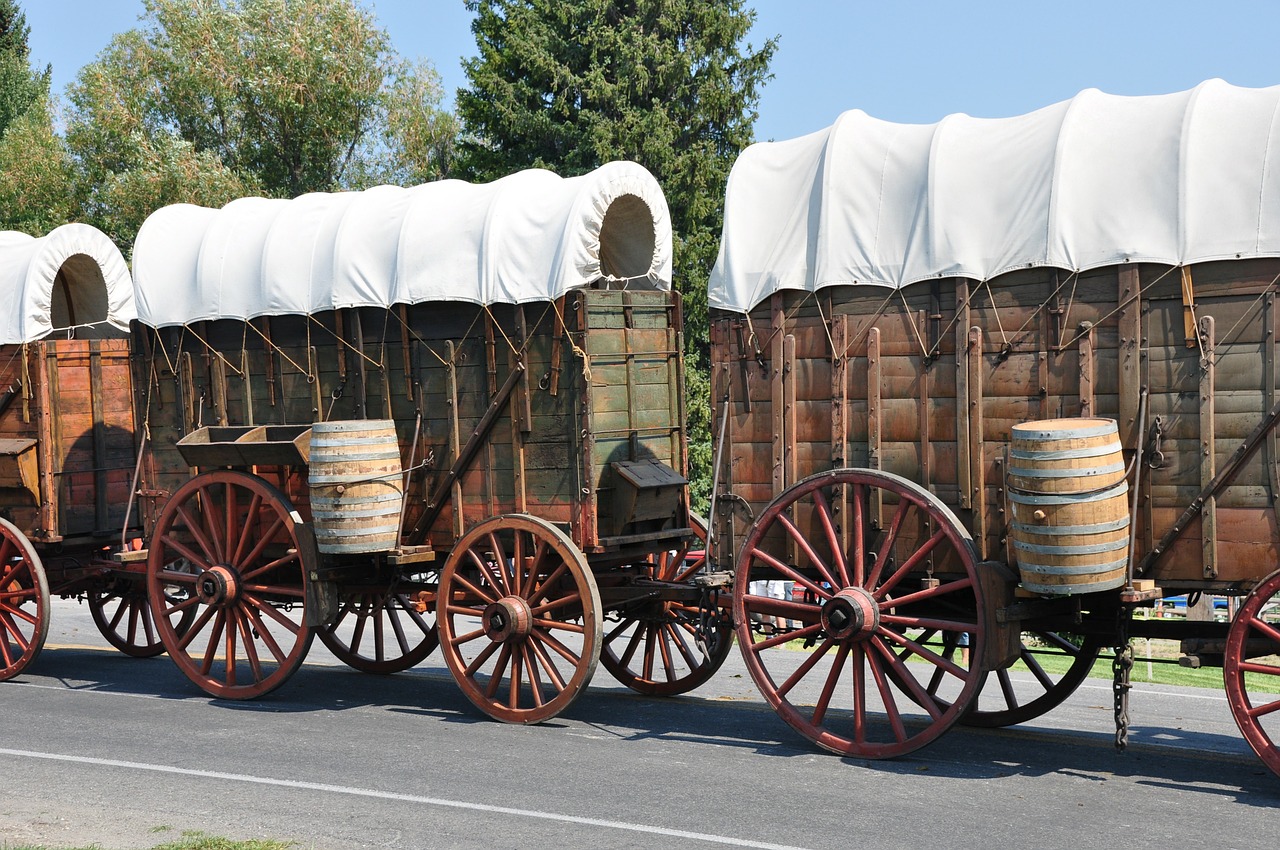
[196,566,239,607]
[484,597,533,642]
[821,588,879,642]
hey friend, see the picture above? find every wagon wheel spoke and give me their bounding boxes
[235,516,286,575]
[960,632,1103,728]
[234,606,266,684]
[177,603,219,653]
[865,642,909,743]
[229,492,263,567]
[734,469,983,759]
[866,498,911,590]
[437,514,600,723]
[1225,571,1280,778]
[90,579,185,658]
[0,520,49,682]
[175,501,220,570]
[776,512,840,592]
[601,514,734,696]
[811,488,852,588]
[157,533,215,575]
[521,644,545,708]
[239,544,297,584]
[147,470,313,699]
[317,589,439,674]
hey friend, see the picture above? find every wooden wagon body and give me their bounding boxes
[134,293,688,561]
[127,163,723,717]
[0,224,162,681]
[708,80,1280,773]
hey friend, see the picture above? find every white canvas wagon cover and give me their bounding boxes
[132,161,672,328]
[0,223,135,344]
[710,79,1280,314]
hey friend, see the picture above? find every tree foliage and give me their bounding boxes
[456,0,776,510]
[0,95,75,235]
[63,0,456,247]
[346,58,461,188]
[0,0,61,234]
[0,0,49,139]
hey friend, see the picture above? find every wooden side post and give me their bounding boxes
[1117,268,1142,449]
[955,280,972,510]
[1078,322,1095,418]
[1199,315,1217,579]
[867,327,882,525]
[968,327,986,559]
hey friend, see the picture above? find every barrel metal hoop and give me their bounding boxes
[1008,481,1129,504]
[318,522,402,536]
[1010,443,1123,461]
[1012,536,1130,556]
[1011,421,1118,440]
[1016,556,1129,576]
[308,472,403,485]
[1021,575,1127,595]
[1008,459,1126,478]
[1011,515,1131,536]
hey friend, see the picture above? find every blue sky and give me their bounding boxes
[19,1,1280,142]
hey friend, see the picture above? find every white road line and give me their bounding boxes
[8,681,172,700]
[0,747,812,850]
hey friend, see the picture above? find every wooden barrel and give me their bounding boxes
[308,420,404,554]
[1007,418,1130,596]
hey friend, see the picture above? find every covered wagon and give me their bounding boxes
[0,223,146,679]
[709,79,1280,774]
[128,162,726,718]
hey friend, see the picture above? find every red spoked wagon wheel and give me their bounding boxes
[89,576,196,658]
[601,514,734,695]
[437,514,602,724]
[734,468,985,758]
[317,588,439,674]
[146,470,315,699]
[1224,570,1280,777]
[961,632,1103,728]
[0,518,49,681]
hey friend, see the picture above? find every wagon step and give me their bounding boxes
[387,545,435,566]
[692,571,733,589]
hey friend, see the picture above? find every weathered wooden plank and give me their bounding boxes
[968,327,986,559]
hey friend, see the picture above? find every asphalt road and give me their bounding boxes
[3,599,1277,850]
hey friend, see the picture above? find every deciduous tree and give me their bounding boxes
[65,0,457,246]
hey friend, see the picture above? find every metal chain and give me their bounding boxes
[1146,416,1166,469]
[1113,605,1133,751]
[696,587,722,658]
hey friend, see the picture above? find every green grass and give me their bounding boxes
[5,831,297,850]
[1007,639,1280,693]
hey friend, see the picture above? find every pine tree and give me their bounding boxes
[457,0,776,509]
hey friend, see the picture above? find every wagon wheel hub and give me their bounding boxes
[483,596,533,642]
[196,565,240,607]
[821,587,879,642]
